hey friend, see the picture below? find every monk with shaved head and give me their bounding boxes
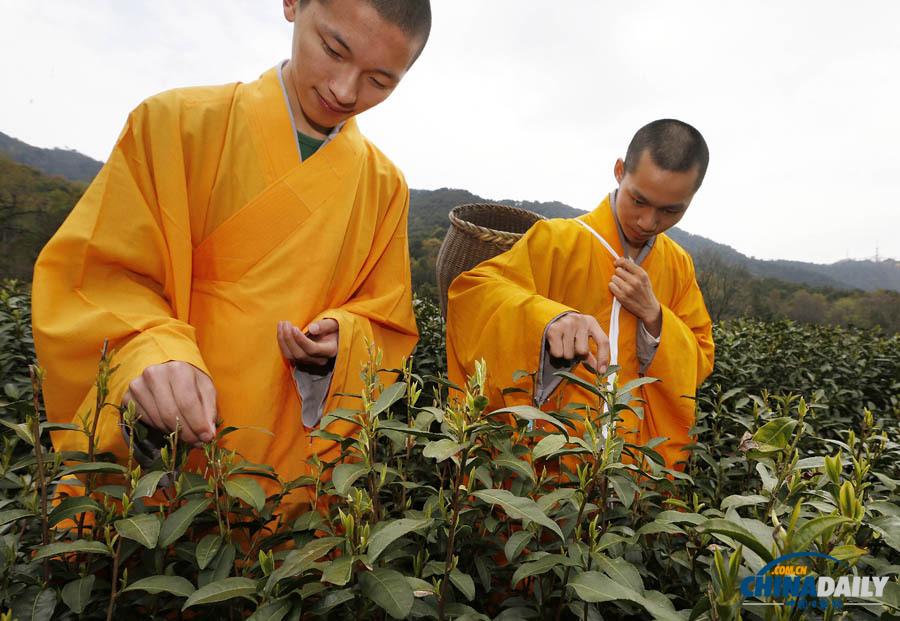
[33,0,431,517]
[447,119,714,470]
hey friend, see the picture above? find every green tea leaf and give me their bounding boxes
[182,577,257,610]
[450,568,475,601]
[608,473,639,508]
[157,499,210,548]
[790,516,852,554]
[504,530,532,562]
[57,462,127,478]
[511,554,577,587]
[225,477,266,512]
[493,453,535,483]
[406,576,435,597]
[593,555,644,593]
[133,471,167,498]
[695,518,773,563]
[32,540,110,561]
[115,513,161,549]
[332,462,369,496]
[61,575,95,614]
[829,544,867,563]
[568,572,682,621]
[10,586,57,621]
[123,575,195,597]
[0,420,33,445]
[247,600,292,621]
[371,382,406,415]
[472,489,563,540]
[720,494,768,511]
[321,555,355,586]
[0,508,33,527]
[47,496,101,528]
[367,517,433,562]
[616,376,659,397]
[265,536,342,594]
[358,568,414,620]
[422,438,465,462]
[532,434,567,461]
[212,542,236,582]
[492,405,571,437]
[750,417,797,455]
[196,534,222,570]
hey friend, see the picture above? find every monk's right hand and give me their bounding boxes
[123,361,218,447]
[546,313,610,373]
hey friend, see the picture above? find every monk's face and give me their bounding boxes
[282,0,423,138]
[613,151,699,247]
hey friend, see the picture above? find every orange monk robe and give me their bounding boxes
[446,195,714,469]
[32,67,418,516]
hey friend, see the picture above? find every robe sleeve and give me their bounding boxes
[446,220,577,405]
[32,97,208,462]
[304,175,419,427]
[641,254,715,466]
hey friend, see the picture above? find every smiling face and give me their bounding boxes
[613,150,700,256]
[282,0,423,139]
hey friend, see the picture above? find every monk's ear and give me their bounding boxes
[284,0,298,23]
[614,158,625,184]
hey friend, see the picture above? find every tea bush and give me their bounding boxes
[1,280,899,620]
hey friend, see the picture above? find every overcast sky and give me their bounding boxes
[2,2,898,263]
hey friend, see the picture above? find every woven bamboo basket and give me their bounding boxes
[436,203,546,317]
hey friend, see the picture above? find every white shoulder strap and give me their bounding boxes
[574,219,622,399]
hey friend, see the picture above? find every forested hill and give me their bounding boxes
[1,132,897,295]
[409,188,900,293]
[665,227,900,292]
[0,156,86,280]
[407,188,584,240]
[0,131,102,183]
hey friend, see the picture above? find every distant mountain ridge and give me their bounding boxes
[410,188,899,293]
[0,131,102,183]
[1,133,896,293]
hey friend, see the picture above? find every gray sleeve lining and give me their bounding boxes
[636,320,661,375]
[535,311,578,405]
[294,356,337,428]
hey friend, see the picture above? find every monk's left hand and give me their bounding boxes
[608,258,662,337]
[277,318,339,366]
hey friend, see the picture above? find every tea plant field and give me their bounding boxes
[1,281,899,620]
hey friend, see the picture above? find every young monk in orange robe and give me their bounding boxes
[446,120,715,470]
[32,0,430,517]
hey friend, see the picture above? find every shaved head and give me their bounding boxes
[625,119,709,191]
[299,0,431,60]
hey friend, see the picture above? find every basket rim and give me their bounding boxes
[447,203,546,247]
